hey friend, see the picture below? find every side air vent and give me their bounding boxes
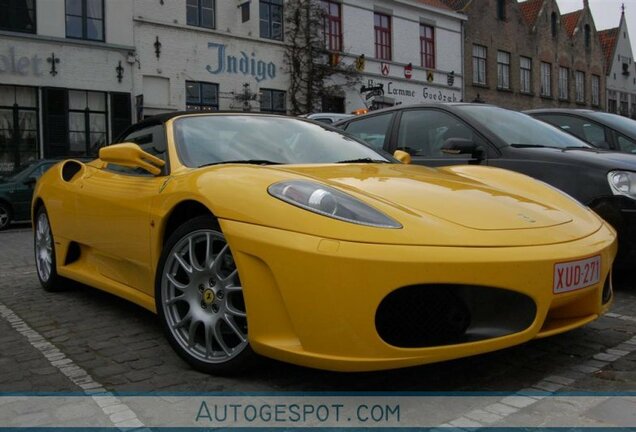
[61,160,85,182]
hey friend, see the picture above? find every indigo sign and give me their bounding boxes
[206,43,277,83]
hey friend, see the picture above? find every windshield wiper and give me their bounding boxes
[199,160,283,168]
[336,158,390,164]
[510,144,548,148]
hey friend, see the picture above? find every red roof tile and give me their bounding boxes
[561,10,582,37]
[519,0,544,27]
[598,27,619,74]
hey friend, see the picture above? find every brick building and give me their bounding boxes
[441,0,605,111]
[598,7,636,117]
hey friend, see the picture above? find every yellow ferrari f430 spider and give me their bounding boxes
[32,113,617,374]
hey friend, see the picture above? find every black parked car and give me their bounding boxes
[0,160,59,230]
[335,103,636,270]
[526,109,636,153]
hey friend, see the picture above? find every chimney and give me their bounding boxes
[583,0,589,8]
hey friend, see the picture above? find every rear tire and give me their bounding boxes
[34,207,63,292]
[0,202,11,231]
[156,215,257,375]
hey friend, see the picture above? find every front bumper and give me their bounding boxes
[221,219,617,372]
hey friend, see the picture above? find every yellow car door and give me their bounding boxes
[75,124,169,295]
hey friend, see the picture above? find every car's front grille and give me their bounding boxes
[375,284,536,348]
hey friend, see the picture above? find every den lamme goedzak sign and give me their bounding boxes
[206,42,277,83]
[361,79,460,104]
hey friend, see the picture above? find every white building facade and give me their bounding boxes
[0,0,136,175]
[336,0,465,113]
[0,0,465,175]
[601,10,636,117]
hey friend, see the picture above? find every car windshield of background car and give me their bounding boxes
[458,106,592,149]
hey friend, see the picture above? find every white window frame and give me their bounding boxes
[520,56,532,94]
[497,51,510,90]
[472,45,487,85]
[541,62,552,97]
[575,71,585,103]
[558,66,569,100]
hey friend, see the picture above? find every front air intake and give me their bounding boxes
[375,285,536,348]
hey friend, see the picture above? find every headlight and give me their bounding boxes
[269,180,402,229]
[608,171,636,199]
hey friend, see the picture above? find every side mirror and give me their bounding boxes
[393,150,412,164]
[441,138,485,160]
[24,176,37,187]
[99,143,165,175]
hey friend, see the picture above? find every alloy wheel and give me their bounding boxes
[161,229,248,364]
[35,212,53,282]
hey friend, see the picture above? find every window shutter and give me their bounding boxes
[42,88,69,158]
[110,93,132,142]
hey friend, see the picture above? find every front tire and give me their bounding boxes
[34,207,63,291]
[156,216,256,375]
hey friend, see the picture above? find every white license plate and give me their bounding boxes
[553,256,601,294]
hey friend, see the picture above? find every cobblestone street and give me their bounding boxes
[2,225,636,427]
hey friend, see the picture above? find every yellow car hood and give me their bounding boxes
[180,163,606,247]
[282,164,571,231]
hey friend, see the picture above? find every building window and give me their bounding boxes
[520,56,532,93]
[496,0,506,20]
[260,0,283,41]
[575,71,585,103]
[631,95,636,118]
[497,51,510,90]
[260,89,286,114]
[110,93,132,140]
[541,62,552,97]
[585,24,591,48]
[186,0,215,29]
[374,12,392,61]
[185,81,219,111]
[472,45,487,85]
[67,90,107,157]
[0,85,38,176]
[65,0,104,41]
[322,1,342,52]
[420,24,435,69]
[608,90,617,113]
[620,92,629,116]
[240,2,250,22]
[551,12,558,37]
[0,0,36,33]
[592,74,600,106]
[558,67,569,100]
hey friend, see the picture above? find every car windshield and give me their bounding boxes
[173,115,392,167]
[589,112,636,134]
[458,105,592,149]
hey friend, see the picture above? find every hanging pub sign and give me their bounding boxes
[404,63,413,79]
[360,83,385,100]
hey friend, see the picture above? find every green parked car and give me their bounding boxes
[0,160,59,230]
